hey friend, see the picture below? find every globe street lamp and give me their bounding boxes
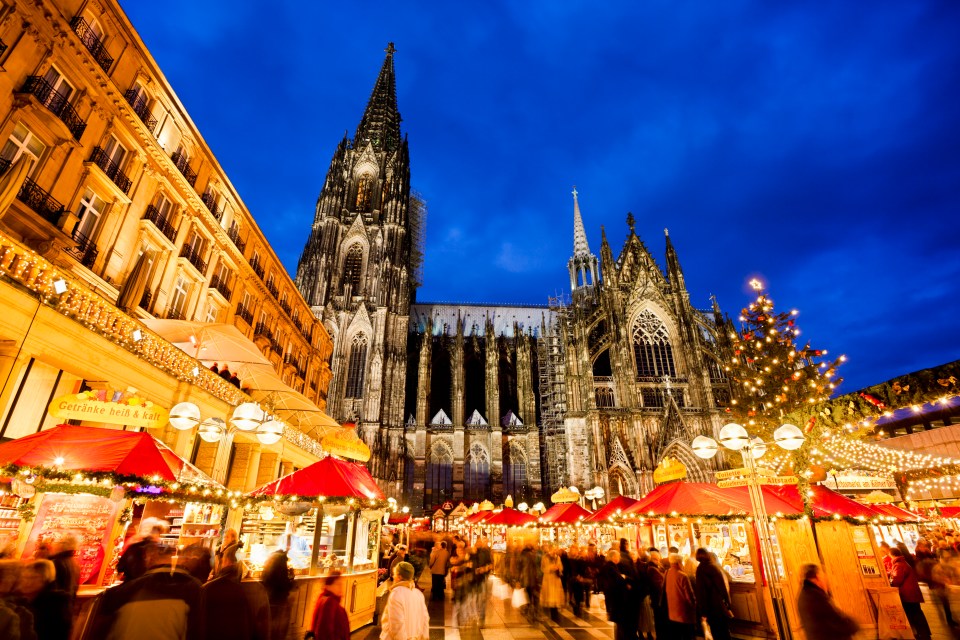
[693,423,805,640]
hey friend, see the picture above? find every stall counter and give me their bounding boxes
[289,569,379,633]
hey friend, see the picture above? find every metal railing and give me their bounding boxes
[227,224,245,253]
[265,280,278,297]
[89,147,132,194]
[254,322,273,340]
[200,191,224,221]
[209,274,232,300]
[179,244,207,273]
[18,177,65,226]
[18,76,86,140]
[70,17,113,72]
[249,258,265,279]
[142,205,177,242]
[123,89,157,133]
[68,227,98,268]
[170,149,197,186]
[235,303,253,324]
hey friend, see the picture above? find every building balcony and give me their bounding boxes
[142,205,177,243]
[265,280,279,298]
[123,89,157,133]
[139,289,153,311]
[167,307,186,320]
[249,257,265,280]
[269,339,282,355]
[170,149,197,187]
[89,146,132,194]
[227,224,246,254]
[17,176,66,227]
[200,191,224,221]
[18,76,86,141]
[179,244,207,274]
[67,227,98,268]
[254,322,273,341]
[209,274,232,301]
[235,303,253,325]
[279,300,291,315]
[70,16,113,72]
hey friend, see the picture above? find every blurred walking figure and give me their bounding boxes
[796,564,859,640]
[889,547,932,640]
[17,560,71,640]
[261,550,295,640]
[428,541,450,601]
[694,547,732,640]
[200,543,270,640]
[599,550,629,640]
[664,553,696,640]
[540,545,564,622]
[307,571,349,640]
[473,537,494,627]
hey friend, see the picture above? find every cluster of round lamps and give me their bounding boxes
[691,423,805,460]
[168,401,284,445]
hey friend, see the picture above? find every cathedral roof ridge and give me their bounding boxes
[414,300,551,309]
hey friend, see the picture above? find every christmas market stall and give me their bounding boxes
[581,494,638,550]
[481,506,537,552]
[460,500,495,544]
[246,452,386,632]
[537,488,592,547]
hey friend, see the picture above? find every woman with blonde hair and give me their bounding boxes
[540,545,564,622]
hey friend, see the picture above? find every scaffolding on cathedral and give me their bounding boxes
[539,295,569,494]
[408,190,427,289]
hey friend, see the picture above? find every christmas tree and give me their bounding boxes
[725,279,845,444]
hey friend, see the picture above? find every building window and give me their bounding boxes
[426,442,453,507]
[632,310,677,378]
[1,123,46,172]
[640,388,664,408]
[707,358,727,383]
[205,301,220,323]
[42,66,75,105]
[355,176,373,212]
[464,443,489,501]
[344,333,367,398]
[343,244,363,293]
[102,134,127,171]
[595,386,615,408]
[503,444,527,499]
[75,188,106,240]
[169,275,190,319]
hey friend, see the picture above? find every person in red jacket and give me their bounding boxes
[888,548,931,640]
[308,571,350,640]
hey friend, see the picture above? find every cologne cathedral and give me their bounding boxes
[295,45,734,510]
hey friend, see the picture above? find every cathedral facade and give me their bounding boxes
[296,47,733,510]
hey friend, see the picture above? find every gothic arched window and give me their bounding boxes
[632,310,677,379]
[343,244,363,294]
[426,442,453,507]
[503,443,527,499]
[344,334,367,398]
[355,176,373,212]
[464,443,489,501]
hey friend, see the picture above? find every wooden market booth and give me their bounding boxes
[246,454,386,633]
[537,500,593,548]
[622,482,897,639]
[581,494,638,551]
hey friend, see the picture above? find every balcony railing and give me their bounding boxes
[265,280,278,297]
[269,339,282,355]
[139,289,153,311]
[18,77,86,141]
[70,17,113,72]
[209,274,232,300]
[279,300,292,315]
[254,322,273,341]
[170,149,197,186]
[167,307,186,320]
[179,244,207,274]
[89,147,132,194]
[283,354,297,366]
[200,191,224,221]
[249,258,265,280]
[17,177,65,226]
[227,224,245,253]
[123,89,157,133]
[235,303,253,325]
[68,227,98,268]
[142,205,177,242]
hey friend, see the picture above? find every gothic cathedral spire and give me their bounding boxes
[355,42,402,152]
[567,187,599,298]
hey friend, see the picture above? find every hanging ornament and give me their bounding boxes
[858,392,885,409]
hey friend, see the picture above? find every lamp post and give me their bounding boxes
[692,422,805,640]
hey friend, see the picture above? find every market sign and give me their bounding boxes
[653,457,687,484]
[830,474,897,491]
[717,471,799,489]
[48,390,167,429]
[321,429,371,462]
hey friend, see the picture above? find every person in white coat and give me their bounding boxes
[381,561,430,640]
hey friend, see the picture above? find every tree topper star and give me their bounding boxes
[749,278,764,291]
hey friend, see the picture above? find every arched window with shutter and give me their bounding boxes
[344,333,367,398]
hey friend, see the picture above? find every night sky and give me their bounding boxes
[119,1,960,393]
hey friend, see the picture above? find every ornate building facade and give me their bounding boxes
[297,48,733,509]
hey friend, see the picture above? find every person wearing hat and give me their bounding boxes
[381,561,429,640]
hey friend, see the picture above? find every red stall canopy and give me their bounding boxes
[939,506,960,519]
[249,455,385,501]
[0,424,183,482]
[870,503,925,522]
[483,507,536,527]
[464,510,495,524]
[539,502,592,525]
[761,484,881,519]
[583,495,638,524]
[624,482,751,517]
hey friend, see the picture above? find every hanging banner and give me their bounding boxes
[21,492,120,585]
[49,390,168,429]
[653,457,688,484]
[321,429,371,462]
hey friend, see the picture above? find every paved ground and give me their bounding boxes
[354,582,959,640]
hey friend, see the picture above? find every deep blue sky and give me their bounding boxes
[120,1,960,393]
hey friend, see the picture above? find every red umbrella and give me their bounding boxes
[539,502,592,525]
[483,507,536,526]
[249,455,385,500]
[583,495,638,524]
[0,424,181,482]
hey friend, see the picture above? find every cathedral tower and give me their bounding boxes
[295,44,420,495]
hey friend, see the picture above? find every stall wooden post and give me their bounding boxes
[308,504,324,577]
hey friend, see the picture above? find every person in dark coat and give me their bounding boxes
[48,535,80,604]
[116,518,168,582]
[200,545,270,640]
[307,571,349,640]
[599,550,629,640]
[796,564,860,640]
[260,550,295,640]
[694,547,732,640]
[180,542,213,583]
[645,549,668,640]
[889,548,932,640]
[16,560,70,640]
